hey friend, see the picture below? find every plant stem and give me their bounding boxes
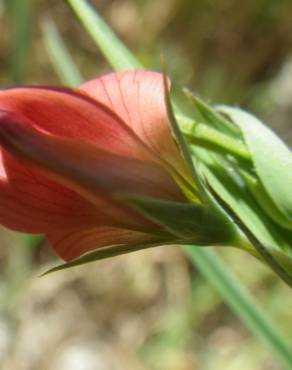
[177,115,251,161]
[184,246,292,370]
[189,124,250,160]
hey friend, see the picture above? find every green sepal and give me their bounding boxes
[118,193,233,245]
[163,74,203,203]
[120,194,204,239]
[42,241,166,275]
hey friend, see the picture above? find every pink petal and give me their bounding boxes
[80,71,191,178]
[0,86,153,161]
[0,150,117,234]
[0,85,178,234]
[0,112,185,230]
[48,226,160,261]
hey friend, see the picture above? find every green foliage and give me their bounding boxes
[178,94,292,285]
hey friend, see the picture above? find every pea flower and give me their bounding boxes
[0,71,230,265]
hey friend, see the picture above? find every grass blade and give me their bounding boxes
[184,246,292,370]
[8,0,31,84]
[67,0,142,71]
[42,18,84,86]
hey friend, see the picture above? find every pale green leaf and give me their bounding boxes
[240,170,292,231]
[219,106,292,229]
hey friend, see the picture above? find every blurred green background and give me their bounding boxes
[0,1,292,369]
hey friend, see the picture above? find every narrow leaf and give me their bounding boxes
[43,242,163,274]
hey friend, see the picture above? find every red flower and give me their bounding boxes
[0,71,198,261]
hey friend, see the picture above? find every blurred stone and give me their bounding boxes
[0,319,12,360]
[50,341,114,370]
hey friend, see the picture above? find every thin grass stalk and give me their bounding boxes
[42,18,83,86]
[8,0,31,84]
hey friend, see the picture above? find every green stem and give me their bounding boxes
[177,114,250,161]
[188,123,250,160]
[184,246,292,370]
